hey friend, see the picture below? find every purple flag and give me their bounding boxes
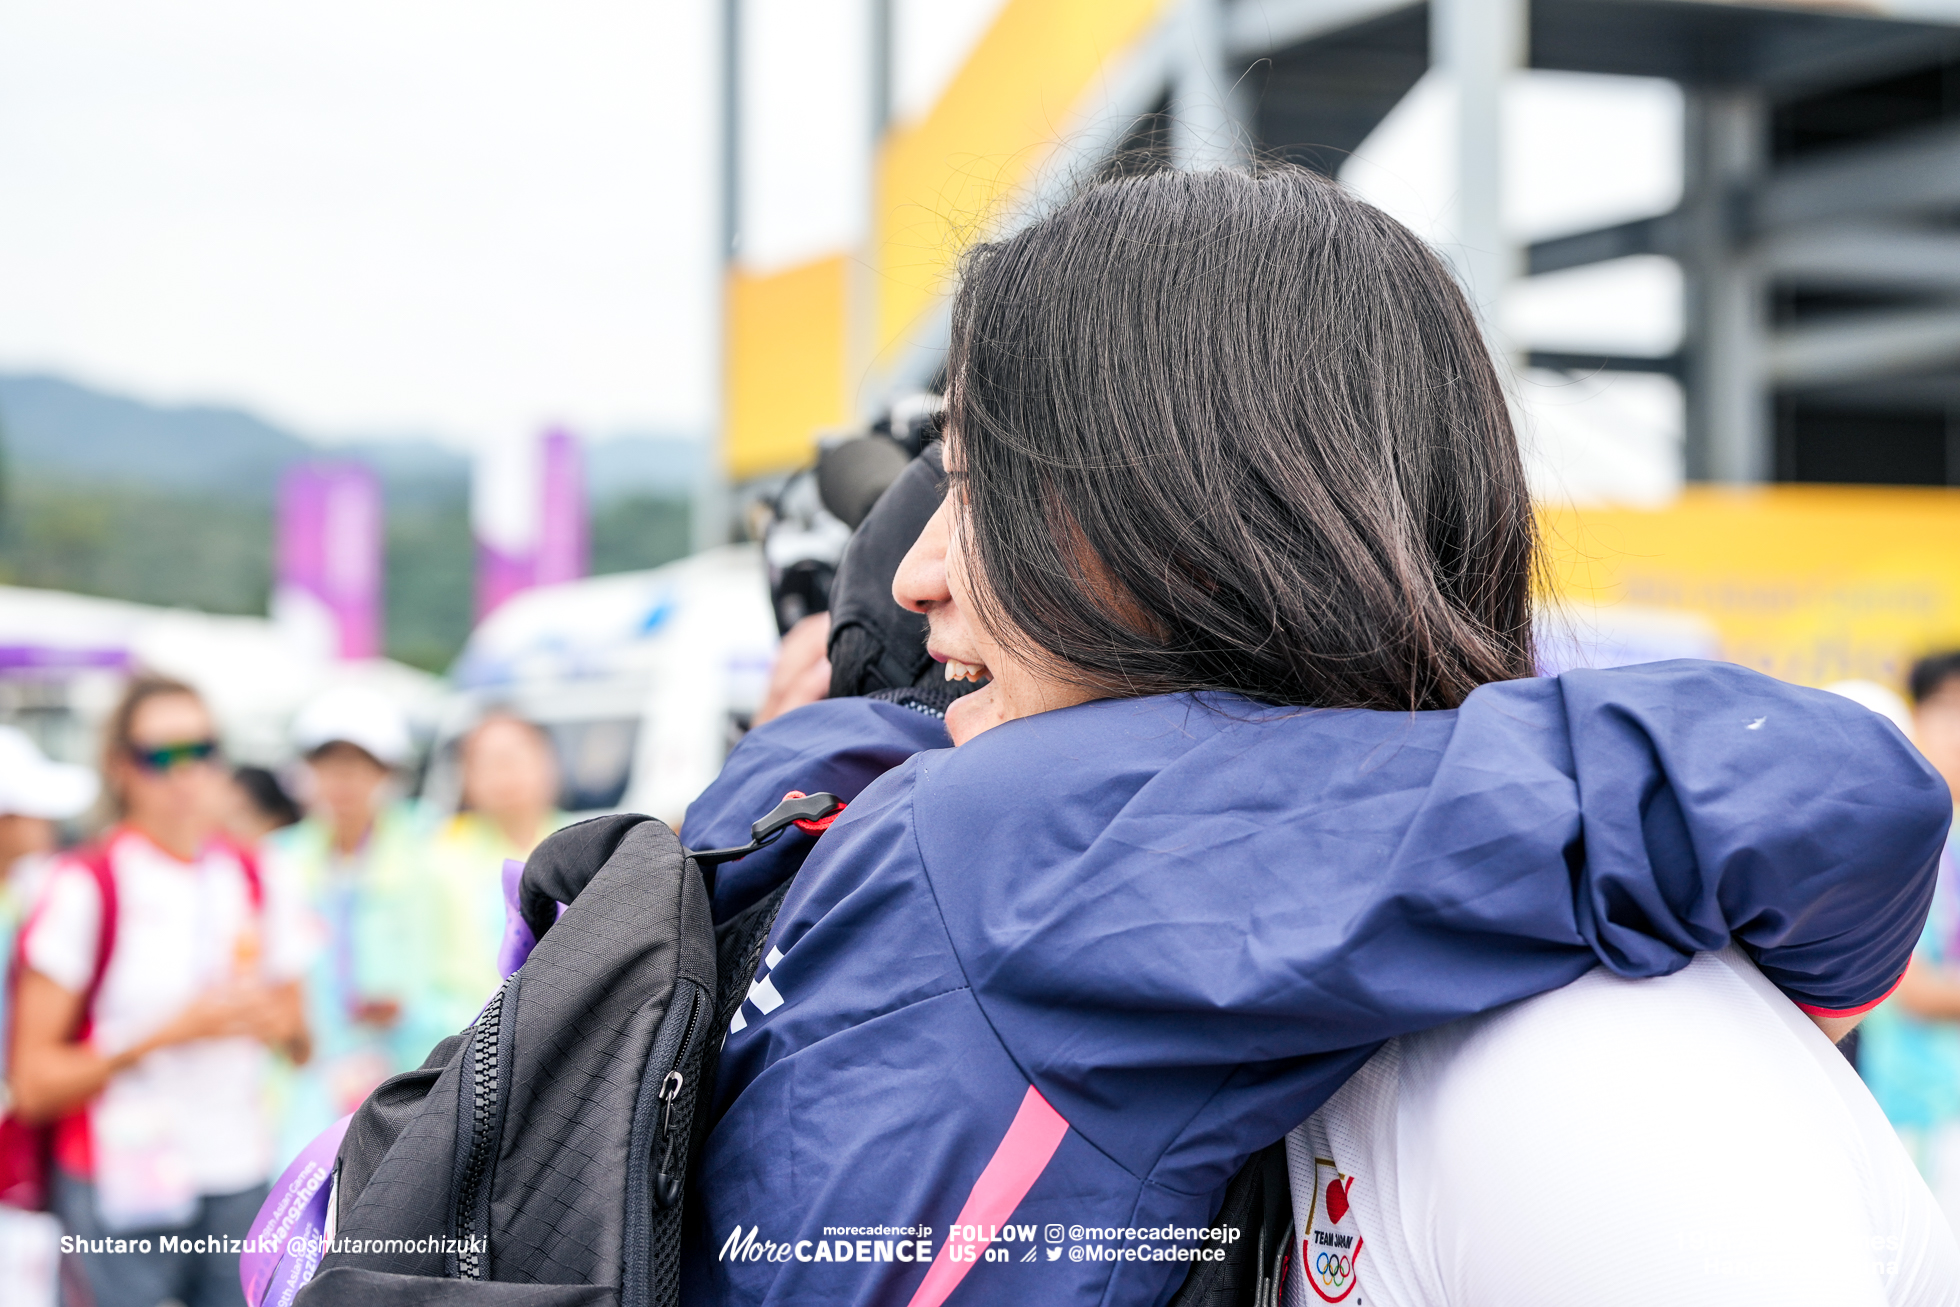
[276,465,382,660]
[535,428,588,586]
[474,539,535,623]
[473,428,588,619]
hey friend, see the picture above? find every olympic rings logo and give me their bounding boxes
[1314,1251,1351,1283]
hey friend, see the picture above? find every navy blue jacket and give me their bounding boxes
[680,662,1947,1307]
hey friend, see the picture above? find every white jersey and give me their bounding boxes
[1282,947,1960,1306]
[23,829,311,1204]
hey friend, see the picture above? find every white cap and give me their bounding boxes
[0,726,99,820]
[291,686,412,768]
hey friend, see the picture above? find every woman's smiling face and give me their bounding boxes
[890,437,1101,746]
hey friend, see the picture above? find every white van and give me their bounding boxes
[0,583,441,770]
[424,545,779,828]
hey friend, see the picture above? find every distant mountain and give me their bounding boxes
[0,372,705,504]
[331,436,471,499]
[0,373,313,498]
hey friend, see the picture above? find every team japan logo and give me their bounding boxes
[1301,1158,1362,1303]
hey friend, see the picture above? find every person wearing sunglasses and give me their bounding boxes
[7,674,312,1307]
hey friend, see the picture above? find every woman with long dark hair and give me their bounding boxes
[680,166,1954,1304]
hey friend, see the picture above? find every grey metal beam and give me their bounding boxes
[1176,0,1243,167]
[1759,223,1960,291]
[1800,373,1960,412]
[1526,350,1683,376]
[702,0,741,551]
[1224,0,1414,58]
[1527,213,1682,276]
[1768,306,1960,387]
[1517,210,1960,295]
[1755,121,1960,230]
[1682,88,1770,484]
[1434,0,1526,332]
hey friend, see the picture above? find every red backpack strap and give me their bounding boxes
[219,838,265,913]
[2,844,115,1045]
[70,842,120,1024]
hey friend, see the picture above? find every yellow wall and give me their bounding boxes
[724,256,850,482]
[1541,486,1960,689]
[723,0,1172,480]
[876,0,1172,357]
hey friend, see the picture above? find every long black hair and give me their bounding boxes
[947,164,1535,712]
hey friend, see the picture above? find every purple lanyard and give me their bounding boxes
[239,1114,350,1307]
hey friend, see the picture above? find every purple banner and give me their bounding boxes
[535,428,588,587]
[474,541,535,624]
[473,428,587,620]
[276,465,382,660]
[240,1114,350,1307]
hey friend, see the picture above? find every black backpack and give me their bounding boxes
[292,802,1290,1307]
[291,798,826,1307]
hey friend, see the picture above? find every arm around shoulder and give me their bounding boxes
[1547,662,1950,1013]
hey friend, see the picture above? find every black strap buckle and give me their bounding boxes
[687,792,845,867]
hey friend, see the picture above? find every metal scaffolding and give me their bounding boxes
[1221,0,1960,486]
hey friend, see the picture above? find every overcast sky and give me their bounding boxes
[0,0,721,448]
[0,1,1678,455]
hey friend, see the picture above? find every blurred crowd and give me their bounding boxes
[0,677,570,1307]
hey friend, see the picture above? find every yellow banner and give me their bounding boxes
[1540,485,1960,689]
[723,0,1173,480]
[724,256,851,483]
[876,0,1171,357]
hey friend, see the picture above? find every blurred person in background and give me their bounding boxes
[0,726,97,1307]
[0,726,99,980]
[225,766,300,846]
[423,712,565,1035]
[754,613,832,727]
[1860,649,1960,1233]
[1820,678,1921,1071]
[265,687,439,1166]
[7,675,311,1307]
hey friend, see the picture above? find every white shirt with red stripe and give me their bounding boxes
[21,828,311,1202]
[1282,947,1960,1307]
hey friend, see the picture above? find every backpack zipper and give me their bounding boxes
[623,980,707,1307]
[454,980,509,1279]
[649,988,701,1209]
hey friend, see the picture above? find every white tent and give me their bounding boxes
[0,584,442,767]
